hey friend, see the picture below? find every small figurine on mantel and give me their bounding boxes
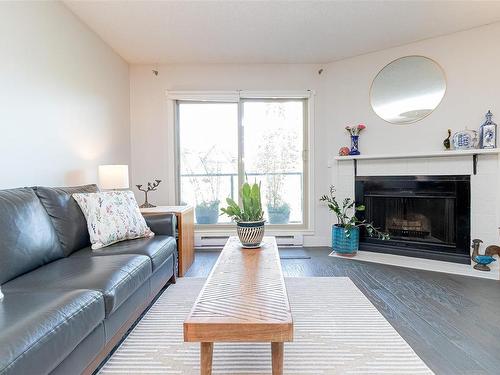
[471,239,497,271]
[443,129,451,150]
[338,146,350,156]
[136,179,162,208]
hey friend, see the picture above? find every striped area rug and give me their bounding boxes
[99,277,433,374]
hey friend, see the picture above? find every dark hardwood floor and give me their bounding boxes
[185,247,500,375]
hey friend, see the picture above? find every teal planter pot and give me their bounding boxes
[332,225,359,255]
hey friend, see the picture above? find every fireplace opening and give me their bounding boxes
[355,175,470,264]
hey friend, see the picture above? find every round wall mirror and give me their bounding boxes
[370,56,446,124]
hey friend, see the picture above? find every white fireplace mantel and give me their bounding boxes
[332,147,500,280]
[335,148,500,161]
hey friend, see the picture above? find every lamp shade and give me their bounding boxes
[98,165,129,190]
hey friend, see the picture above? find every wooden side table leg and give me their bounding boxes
[200,342,213,375]
[271,342,284,375]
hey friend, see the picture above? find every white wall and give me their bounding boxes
[129,22,500,248]
[325,22,500,157]
[0,2,130,188]
[130,64,332,245]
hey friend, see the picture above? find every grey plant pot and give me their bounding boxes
[236,220,265,248]
[268,207,290,224]
[195,202,220,224]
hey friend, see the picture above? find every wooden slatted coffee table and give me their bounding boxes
[184,236,293,375]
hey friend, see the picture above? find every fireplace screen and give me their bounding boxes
[355,175,470,264]
[368,196,454,245]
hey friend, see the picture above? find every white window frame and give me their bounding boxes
[167,90,315,235]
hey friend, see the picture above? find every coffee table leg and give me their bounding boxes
[200,342,213,375]
[271,342,284,375]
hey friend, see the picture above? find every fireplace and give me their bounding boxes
[355,175,471,264]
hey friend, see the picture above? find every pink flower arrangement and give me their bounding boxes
[345,123,366,136]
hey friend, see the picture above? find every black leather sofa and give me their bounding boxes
[0,185,177,375]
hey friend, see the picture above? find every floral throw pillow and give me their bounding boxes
[73,191,154,250]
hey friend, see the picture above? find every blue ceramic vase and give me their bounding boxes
[349,135,360,155]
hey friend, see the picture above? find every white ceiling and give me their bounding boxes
[64,1,500,64]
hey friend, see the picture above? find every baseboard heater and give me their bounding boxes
[195,234,304,248]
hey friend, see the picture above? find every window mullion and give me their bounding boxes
[237,99,245,205]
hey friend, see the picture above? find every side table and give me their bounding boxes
[141,206,195,277]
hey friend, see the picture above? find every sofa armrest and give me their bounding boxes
[143,212,177,237]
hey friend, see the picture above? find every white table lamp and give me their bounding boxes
[98,165,129,190]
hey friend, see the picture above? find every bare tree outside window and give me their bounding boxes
[256,110,300,223]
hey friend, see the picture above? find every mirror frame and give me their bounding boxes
[370,55,447,125]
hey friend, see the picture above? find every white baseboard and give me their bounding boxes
[303,235,330,247]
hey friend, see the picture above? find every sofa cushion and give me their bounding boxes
[2,255,151,317]
[73,191,154,250]
[0,188,64,284]
[34,184,99,256]
[0,290,104,375]
[71,235,177,272]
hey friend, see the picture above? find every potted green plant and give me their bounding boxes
[221,181,265,248]
[320,186,389,255]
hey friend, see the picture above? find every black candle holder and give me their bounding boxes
[136,180,161,208]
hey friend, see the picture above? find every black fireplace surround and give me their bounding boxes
[355,175,471,264]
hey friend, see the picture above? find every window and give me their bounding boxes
[176,95,309,227]
[177,102,238,224]
[242,100,305,225]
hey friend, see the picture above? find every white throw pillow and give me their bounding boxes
[0,287,3,300]
[73,191,154,250]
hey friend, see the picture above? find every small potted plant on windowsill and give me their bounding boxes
[183,147,225,225]
[268,201,290,224]
[221,181,265,248]
[195,200,220,224]
[320,186,389,256]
